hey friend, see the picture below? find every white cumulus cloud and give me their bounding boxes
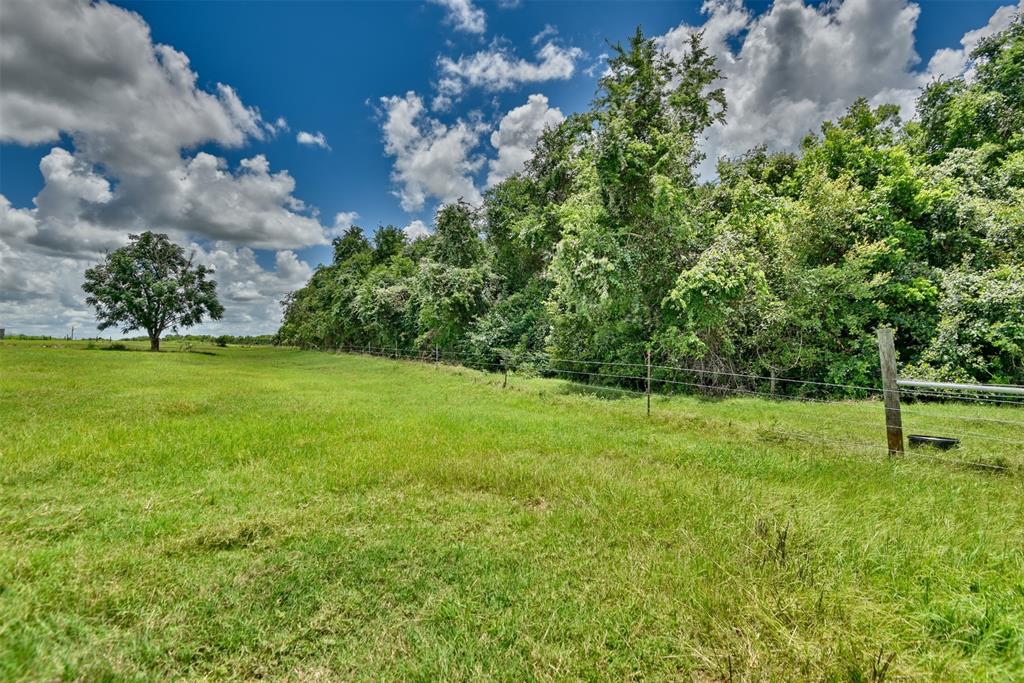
[656,0,1023,178]
[296,130,331,150]
[488,94,564,186]
[438,40,583,95]
[330,211,361,236]
[379,91,486,211]
[0,0,328,252]
[404,219,431,240]
[430,0,486,34]
[924,1,1022,81]
[187,242,313,334]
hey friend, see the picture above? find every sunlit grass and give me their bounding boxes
[1,340,1022,680]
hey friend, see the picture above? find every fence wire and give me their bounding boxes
[337,344,1023,472]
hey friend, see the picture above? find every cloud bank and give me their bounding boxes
[656,0,1023,176]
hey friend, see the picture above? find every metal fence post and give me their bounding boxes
[877,327,904,456]
[646,349,652,417]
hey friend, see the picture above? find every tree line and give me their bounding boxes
[277,21,1024,396]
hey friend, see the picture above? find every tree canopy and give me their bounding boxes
[83,231,224,351]
[278,20,1024,394]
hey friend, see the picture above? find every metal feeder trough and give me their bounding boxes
[908,434,960,450]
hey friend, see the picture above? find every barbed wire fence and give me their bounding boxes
[332,334,1024,474]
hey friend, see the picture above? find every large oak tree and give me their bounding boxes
[83,232,224,351]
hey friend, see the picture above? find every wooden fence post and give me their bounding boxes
[877,327,904,456]
[502,359,508,389]
[646,349,652,417]
[434,345,439,367]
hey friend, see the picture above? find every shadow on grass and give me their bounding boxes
[91,344,218,356]
[556,382,641,401]
[554,378,741,404]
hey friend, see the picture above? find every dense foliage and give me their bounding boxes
[84,231,224,351]
[279,22,1024,394]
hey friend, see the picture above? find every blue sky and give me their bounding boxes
[1,0,1020,336]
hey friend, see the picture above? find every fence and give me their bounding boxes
[875,327,1024,470]
[335,335,1024,473]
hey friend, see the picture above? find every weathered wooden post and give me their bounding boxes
[502,359,508,389]
[645,349,652,417]
[877,327,904,456]
[434,345,439,367]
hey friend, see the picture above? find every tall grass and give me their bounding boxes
[1,340,1022,680]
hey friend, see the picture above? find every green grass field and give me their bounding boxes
[2,340,1022,680]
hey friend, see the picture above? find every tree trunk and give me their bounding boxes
[149,334,160,352]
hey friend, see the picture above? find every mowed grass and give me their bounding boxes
[1,340,1022,681]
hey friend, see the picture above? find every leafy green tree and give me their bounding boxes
[416,259,494,350]
[663,231,769,365]
[277,267,340,348]
[914,265,1024,383]
[332,226,370,264]
[547,28,724,363]
[483,176,548,294]
[432,201,485,267]
[372,225,407,265]
[354,255,419,349]
[411,202,490,349]
[469,279,551,364]
[917,17,1023,163]
[82,231,224,352]
[595,27,724,220]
